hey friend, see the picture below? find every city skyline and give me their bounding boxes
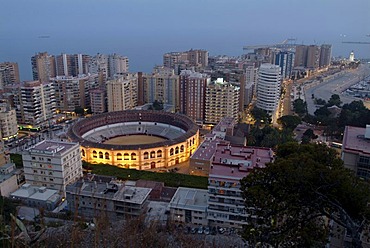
[1,0,370,80]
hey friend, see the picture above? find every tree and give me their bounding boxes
[74,106,85,116]
[247,126,295,149]
[328,94,342,107]
[240,143,370,247]
[277,115,301,131]
[251,107,270,126]
[315,98,327,106]
[292,99,307,116]
[301,128,318,144]
[152,100,163,110]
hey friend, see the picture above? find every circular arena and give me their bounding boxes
[67,110,199,170]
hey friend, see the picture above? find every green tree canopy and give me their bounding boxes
[251,107,271,126]
[240,143,370,247]
[247,126,295,149]
[339,100,370,128]
[277,115,301,131]
[74,106,85,116]
[293,99,307,116]
[328,94,342,107]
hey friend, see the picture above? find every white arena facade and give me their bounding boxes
[67,110,199,170]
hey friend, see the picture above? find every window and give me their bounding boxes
[117,153,122,160]
[175,147,179,154]
[170,148,174,156]
[124,153,130,160]
[150,151,155,158]
[99,152,103,159]
[131,153,136,160]
[93,151,97,158]
[144,152,149,159]
[105,152,110,160]
[180,145,184,152]
[157,150,162,158]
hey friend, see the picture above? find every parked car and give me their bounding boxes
[204,226,210,235]
[197,226,203,234]
[191,227,197,234]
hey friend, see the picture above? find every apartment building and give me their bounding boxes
[0,101,18,141]
[205,78,240,124]
[169,187,208,226]
[22,140,82,196]
[88,53,129,81]
[31,52,56,82]
[207,143,273,228]
[190,117,235,176]
[256,63,281,113]
[107,73,138,112]
[164,49,208,73]
[5,81,56,129]
[66,179,151,220]
[342,125,370,179]
[51,74,99,113]
[140,67,180,110]
[55,53,90,77]
[0,62,20,88]
[179,70,210,123]
[90,87,106,114]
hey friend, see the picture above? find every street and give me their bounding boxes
[304,64,370,115]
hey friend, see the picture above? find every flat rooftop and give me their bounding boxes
[67,180,151,205]
[342,126,370,155]
[169,187,208,211]
[212,116,235,133]
[209,144,273,180]
[191,136,227,161]
[11,184,60,202]
[27,140,78,156]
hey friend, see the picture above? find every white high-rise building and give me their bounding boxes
[107,73,138,112]
[5,81,56,129]
[108,53,129,77]
[256,64,281,113]
[245,66,258,105]
[23,140,82,196]
[88,53,129,81]
[0,101,18,141]
[205,78,240,124]
[141,67,180,110]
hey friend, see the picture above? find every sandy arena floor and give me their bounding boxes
[103,134,167,145]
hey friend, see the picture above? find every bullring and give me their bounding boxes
[67,110,199,170]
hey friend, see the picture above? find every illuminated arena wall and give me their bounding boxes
[67,110,199,170]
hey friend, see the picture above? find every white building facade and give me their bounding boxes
[22,140,82,196]
[0,102,18,141]
[205,78,240,124]
[107,73,138,112]
[256,63,281,113]
[169,187,208,226]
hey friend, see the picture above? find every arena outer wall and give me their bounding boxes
[67,110,199,170]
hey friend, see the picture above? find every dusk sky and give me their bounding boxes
[1,0,369,80]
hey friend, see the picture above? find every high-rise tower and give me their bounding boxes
[256,64,281,113]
